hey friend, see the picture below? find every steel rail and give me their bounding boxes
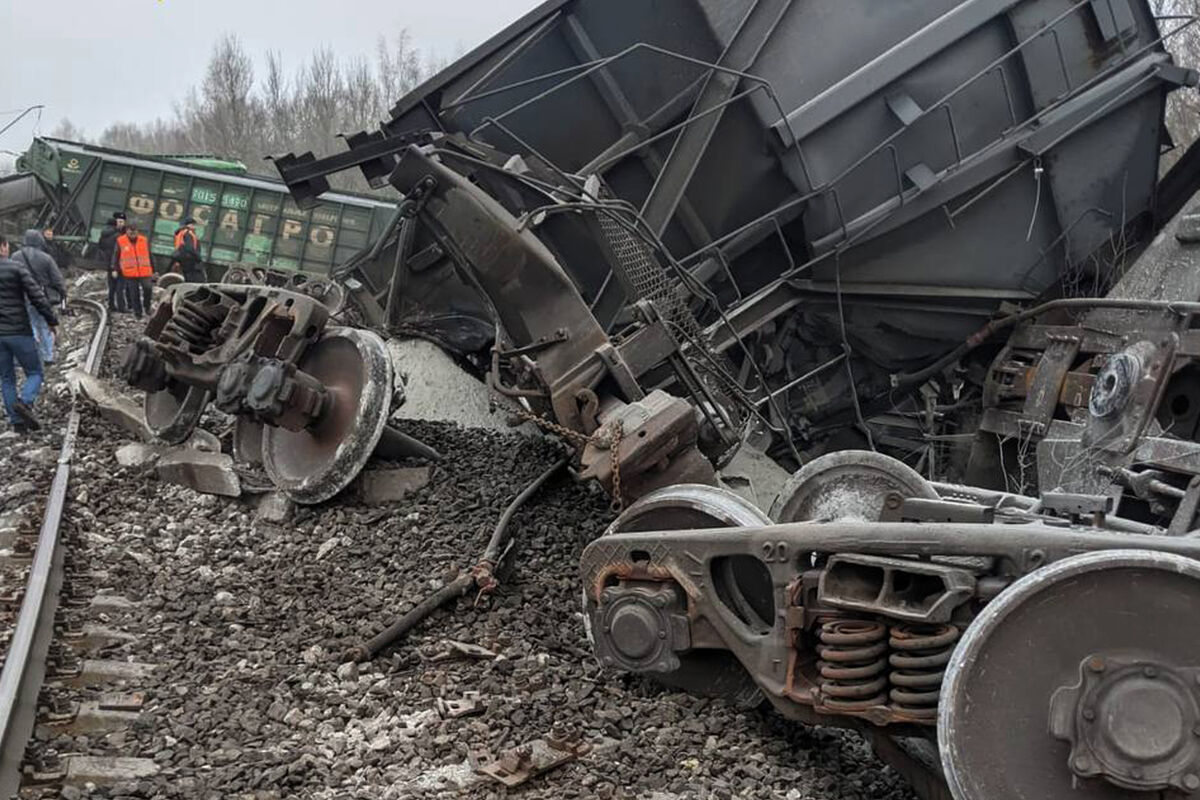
[0,297,110,797]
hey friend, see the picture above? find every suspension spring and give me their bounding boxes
[889,623,960,721]
[162,299,225,352]
[816,620,889,711]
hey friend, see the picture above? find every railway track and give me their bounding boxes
[0,297,111,797]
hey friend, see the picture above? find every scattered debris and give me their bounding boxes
[476,728,591,787]
[254,491,294,525]
[357,466,431,506]
[435,691,484,719]
[1,481,36,503]
[19,446,57,466]
[114,443,167,469]
[185,429,222,454]
[72,371,153,441]
[424,640,498,663]
[315,536,340,561]
[155,449,242,498]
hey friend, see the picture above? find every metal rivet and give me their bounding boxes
[1185,774,1200,791]
[658,631,667,640]
[1144,666,1159,679]
[1074,755,1092,772]
[1082,708,1096,722]
[1130,766,1143,780]
[1088,657,1107,673]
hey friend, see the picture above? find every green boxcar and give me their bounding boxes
[17,137,396,276]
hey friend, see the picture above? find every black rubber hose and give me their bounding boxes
[346,457,568,662]
[481,457,568,564]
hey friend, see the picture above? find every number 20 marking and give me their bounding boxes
[762,542,789,562]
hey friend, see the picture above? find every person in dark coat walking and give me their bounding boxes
[97,212,127,312]
[11,229,65,364]
[0,235,58,432]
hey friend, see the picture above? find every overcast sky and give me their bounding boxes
[0,0,543,151]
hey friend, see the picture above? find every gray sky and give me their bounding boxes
[0,0,542,150]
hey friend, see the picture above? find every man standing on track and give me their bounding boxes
[112,224,154,319]
[97,212,127,313]
[12,229,66,365]
[0,235,59,433]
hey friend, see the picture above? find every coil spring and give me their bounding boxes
[817,620,889,711]
[889,623,960,721]
[163,299,224,351]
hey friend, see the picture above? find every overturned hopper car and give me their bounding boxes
[277,0,1198,469]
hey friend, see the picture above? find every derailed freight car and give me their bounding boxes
[10,137,396,278]
[250,1,1200,797]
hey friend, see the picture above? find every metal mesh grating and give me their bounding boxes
[596,210,699,338]
[594,205,750,429]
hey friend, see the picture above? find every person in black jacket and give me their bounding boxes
[0,235,59,432]
[97,212,127,312]
[12,229,66,364]
[42,228,73,271]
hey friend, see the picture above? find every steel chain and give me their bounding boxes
[510,405,625,512]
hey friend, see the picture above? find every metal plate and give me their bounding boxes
[939,550,1200,800]
[604,484,770,707]
[232,418,264,467]
[262,327,392,505]
[144,382,209,446]
[770,450,938,523]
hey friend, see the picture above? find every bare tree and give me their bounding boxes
[262,50,296,155]
[377,31,425,107]
[1153,0,1200,168]
[95,29,440,185]
[179,34,264,163]
[343,56,383,135]
[49,118,86,142]
[295,48,343,156]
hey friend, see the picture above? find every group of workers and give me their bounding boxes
[0,212,204,433]
[98,212,203,316]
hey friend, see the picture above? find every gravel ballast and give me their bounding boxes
[20,310,919,800]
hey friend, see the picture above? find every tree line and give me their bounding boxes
[53,33,442,191]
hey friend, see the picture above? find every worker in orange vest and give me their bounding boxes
[170,217,205,282]
[111,224,155,319]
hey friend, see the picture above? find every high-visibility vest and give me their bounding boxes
[173,228,198,254]
[116,234,153,278]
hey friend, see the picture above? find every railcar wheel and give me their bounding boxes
[599,484,772,707]
[156,272,185,290]
[939,550,1200,800]
[144,382,209,445]
[771,450,937,523]
[262,327,392,505]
